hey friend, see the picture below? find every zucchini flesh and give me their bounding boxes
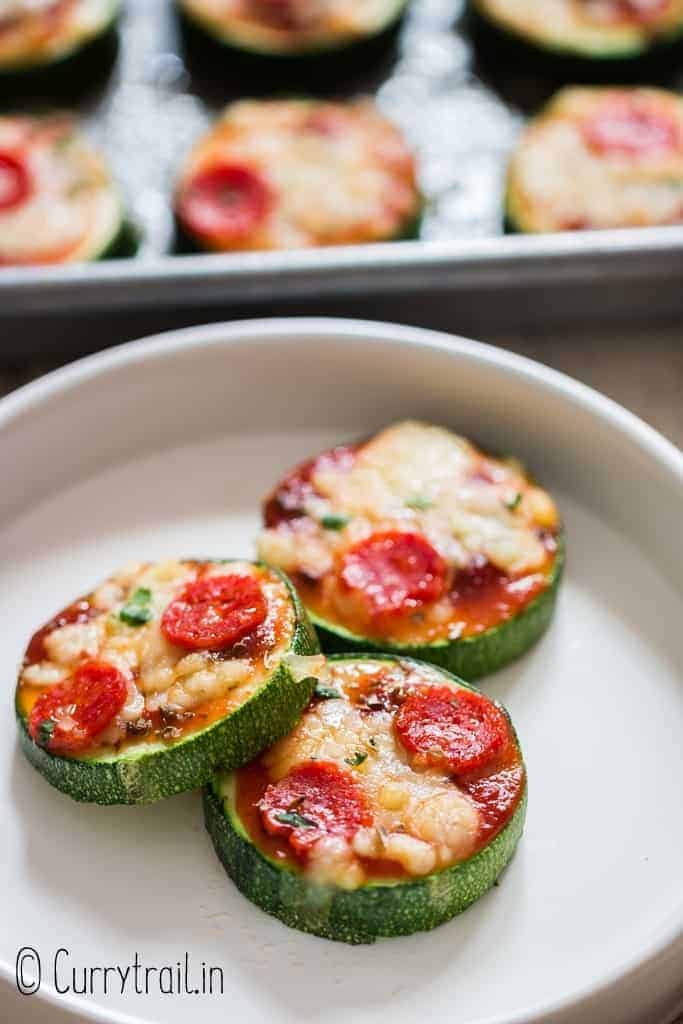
[204,656,527,944]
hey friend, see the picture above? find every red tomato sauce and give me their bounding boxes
[236,669,525,879]
[264,442,558,644]
[447,552,553,637]
[263,443,358,527]
[17,563,291,756]
[23,597,99,667]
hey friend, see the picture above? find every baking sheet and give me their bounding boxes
[1,0,683,316]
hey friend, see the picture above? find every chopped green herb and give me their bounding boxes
[276,811,316,829]
[405,495,434,511]
[37,719,56,748]
[314,683,342,701]
[345,751,368,768]
[119,587,153,626]
[504,492,523,513]
[320,514,350,531]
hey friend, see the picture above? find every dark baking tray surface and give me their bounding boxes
[1,0,683,317]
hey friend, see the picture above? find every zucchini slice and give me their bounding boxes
[471,0,683,61]
[177,0,409,59]
[205,654,527,944]
[175,99,421,253]
[258,420,563,681]
[0,0,119,77]
[16,560,320,805]
[507,87,683,234]
[0,114,135,267]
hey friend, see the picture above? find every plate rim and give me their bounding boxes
[1,315,682,1024]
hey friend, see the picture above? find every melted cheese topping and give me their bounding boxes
[0,115,121,265]
[180,0,404,53]
[0,0,116,68]
[234,659,523,888]
[507,88,683,232]
[475,0,683,55]
[177,99,420,250]
[260,419,557,572]
[17,560,296,755]
[259,422,559,644]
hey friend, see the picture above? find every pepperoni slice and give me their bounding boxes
[28,660,127,755]
[395,685,509,774]
[161,573,267,651]
[582,96,679,158]
[264,444,357,527]
[177,164,273,246]
[259,760,372,857]
[251,0,317,28]
[586,0,669,24]
[340,530,447,616]
[0,152,32,212]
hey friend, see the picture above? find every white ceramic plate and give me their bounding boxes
[1,319,682,1024]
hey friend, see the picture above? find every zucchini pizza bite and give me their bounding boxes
[0,114,134,267]
[258,421,563,680]
[177,0,409,59]
[16,560,320,804]
[472,0,683,61]
[0,0,118,78]
[205,655,527,943]
[175,99,421,252]
[507,87,683,233]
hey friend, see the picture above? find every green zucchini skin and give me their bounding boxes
[204,656,527,944]
[0,17,119,99]
[310,534,564,682]
[177,5,405,92]
[177,1,408,59]
[468,2,683,72]
[96,218,140,261]
[16,565,319,806]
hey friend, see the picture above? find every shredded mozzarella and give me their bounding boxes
[18,560,297,748]
[178,98,418,249]
[262,662,482,886]
[509,87,683,232]
[264,421,556,577]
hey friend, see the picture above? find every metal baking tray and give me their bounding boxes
[2,0,683,318]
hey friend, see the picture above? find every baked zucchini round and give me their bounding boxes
[0,0,119,78]
[205,654,527,944]
[174,99,421,253]
[507,87,683,233]
[0,114,135,266]
[471,0,683,61]
[16,559,320,804]
[177,0,409,59]
[258,421,563,681]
